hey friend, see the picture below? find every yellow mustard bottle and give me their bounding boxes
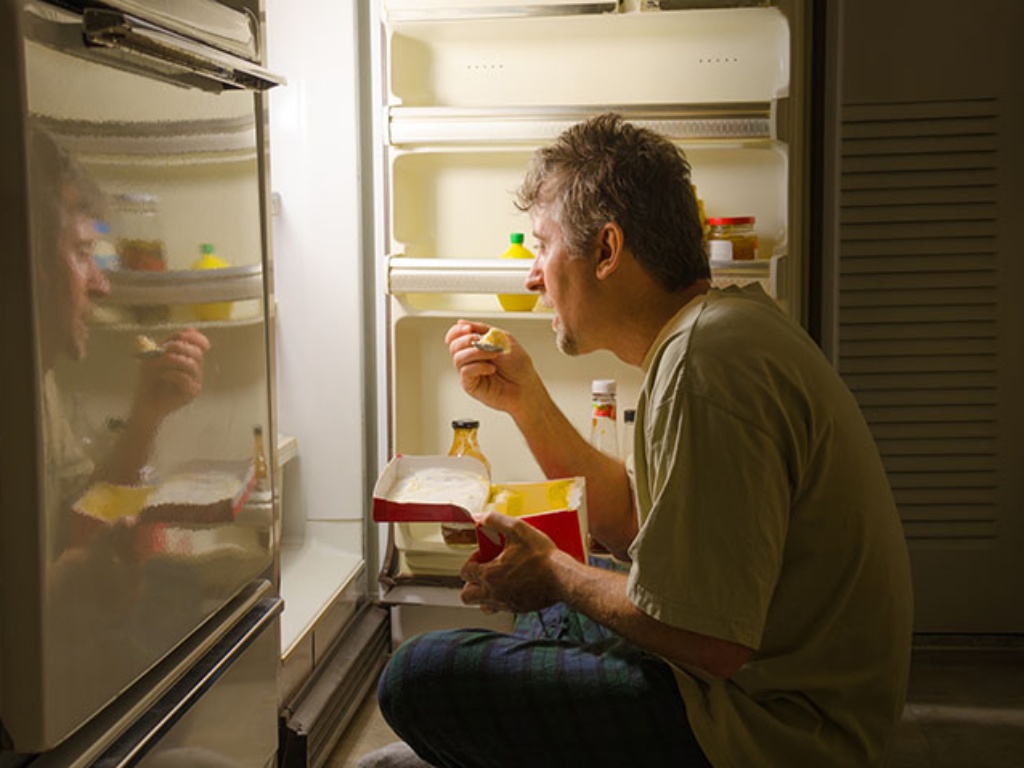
[497,233,539,312]
[190,243,232,321]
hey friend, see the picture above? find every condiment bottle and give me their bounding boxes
[621,408,636,464]
[707,216,759,263]
[589,380,618,458]
[588,380,618,558]
[444,419,490,546]
[190,243,233,321]
[497,233,539,312]
[448,419,490,476]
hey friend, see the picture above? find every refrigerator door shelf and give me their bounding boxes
[389,256,532,295]
[388,104,775,146]
[386,7,789,109]
[387,254,785,301]
[384,0,618,23]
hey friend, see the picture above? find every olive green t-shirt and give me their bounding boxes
[627,285,913,767]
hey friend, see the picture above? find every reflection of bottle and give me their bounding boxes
[444,419,490,546]
[113,192,168,322]
[190,243,233,321]
[497,233,539,312]
[114,193,166,272]
[253,425,269,493]
[93,221,119,270]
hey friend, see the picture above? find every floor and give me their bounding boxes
[325,639,1024,767]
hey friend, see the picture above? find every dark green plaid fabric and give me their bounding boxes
[376,603,711,768]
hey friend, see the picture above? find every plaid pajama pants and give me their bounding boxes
[375,603,712,768]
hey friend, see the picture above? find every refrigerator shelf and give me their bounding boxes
[389,256,532,295]
[100,264,263,305]
[388,255,781,297]
[384,0,618,22]
[388,104,774,146]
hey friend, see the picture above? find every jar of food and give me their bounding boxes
[443,419,490,546]
[113,193,166,272]
[706,216,758,263]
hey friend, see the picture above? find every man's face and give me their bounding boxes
[52,210,109,361]
[525,205,598,357]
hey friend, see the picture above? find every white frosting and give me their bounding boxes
[389,467,488,514]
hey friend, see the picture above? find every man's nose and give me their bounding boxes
[525,256,544,293]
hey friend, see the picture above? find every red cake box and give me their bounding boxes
[372,455,588,563]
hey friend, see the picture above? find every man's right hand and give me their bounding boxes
[445,320,543,419]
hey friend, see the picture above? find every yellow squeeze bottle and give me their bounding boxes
[190,243,232,321]
[497,233,539,312]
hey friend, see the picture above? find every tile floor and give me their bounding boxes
[326,639,1024,767]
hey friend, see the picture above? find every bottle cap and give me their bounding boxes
[706,216,755,226]
[591,379,616,396]
[452,418,480,429]
[510,232,524,245]
[201,243,215,255]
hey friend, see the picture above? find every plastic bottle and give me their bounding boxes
[444,419,490,546]
[497,233,539,312]
[589,380,618,458]
[622,408,636,464]
[190,243,232,321]
[587,380,619,559]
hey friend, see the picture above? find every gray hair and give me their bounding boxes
[515,113,709,291]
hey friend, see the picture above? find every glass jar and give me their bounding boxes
[113,192,166,272]
[444,419,490,546]
[706,216,759,263]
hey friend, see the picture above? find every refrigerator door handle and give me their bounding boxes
[80,8,285,92]
[91,596,284,768]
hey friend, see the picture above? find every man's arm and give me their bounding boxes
[94,328,209,485]
[446,320,636,556]
[462,511,752,680]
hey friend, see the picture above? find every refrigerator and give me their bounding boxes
[257,8,814,746]
[0,0,284,764]
[364,0,812,639]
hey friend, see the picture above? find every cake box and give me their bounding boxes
[372,454,588,563]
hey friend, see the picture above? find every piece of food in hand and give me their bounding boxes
[472,327,511,354]
[134,334,164,358]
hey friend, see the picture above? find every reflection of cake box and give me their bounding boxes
[372,455,589,575]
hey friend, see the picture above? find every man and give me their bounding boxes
[30,127,210,554]
[371,114,913,767]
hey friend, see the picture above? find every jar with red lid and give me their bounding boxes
[706,216,758,263]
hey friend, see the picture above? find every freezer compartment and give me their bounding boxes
[26,582,280,767]
[386,7,789,108]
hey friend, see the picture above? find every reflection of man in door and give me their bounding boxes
[30,127,210,556]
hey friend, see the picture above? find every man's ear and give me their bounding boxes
[594,222,625,281]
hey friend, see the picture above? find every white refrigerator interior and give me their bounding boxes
[374,0,808,619]
[1,0,282,763]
